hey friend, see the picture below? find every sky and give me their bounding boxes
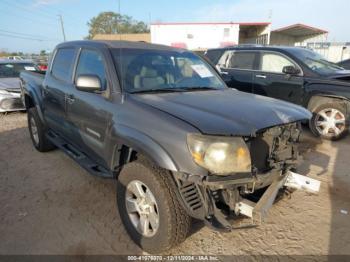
[0,0,349,53]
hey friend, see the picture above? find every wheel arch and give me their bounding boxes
[111,125,178,175]
[307,94,350,113]
[24,90,45,124]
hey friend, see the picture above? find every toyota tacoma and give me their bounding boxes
[20,40,313,253]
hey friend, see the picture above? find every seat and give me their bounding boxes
[134,66,165,89]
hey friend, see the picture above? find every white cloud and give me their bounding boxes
[193,0,349,42]
[33,0,66,6]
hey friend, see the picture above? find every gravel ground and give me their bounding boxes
[0,112,349,256]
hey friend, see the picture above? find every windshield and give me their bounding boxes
[291,48,344,75]
[112,48,226,93]
[0,63,36,78]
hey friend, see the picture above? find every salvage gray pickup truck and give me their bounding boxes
[20,40,315,253]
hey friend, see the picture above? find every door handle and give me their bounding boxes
[65,94,75,104]
[256,74,267,79]
[42,86,49,95]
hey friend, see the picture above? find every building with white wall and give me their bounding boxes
[150,22,271,50]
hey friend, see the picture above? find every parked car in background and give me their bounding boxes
[337,58,350,70]
[20,40,312,253]
[7,56,24,61]
[205,46,350,140]
[0,59,37,112]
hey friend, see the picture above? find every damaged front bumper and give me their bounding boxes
[233,171,320,228]
[174,122,320,231]
[174,170,321,231]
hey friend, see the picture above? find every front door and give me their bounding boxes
[65,48,111,167]
[253,51,304,105]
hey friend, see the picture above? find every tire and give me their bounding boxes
[27,107,56,152]
[309,102,349,140]
[117,158,191,253]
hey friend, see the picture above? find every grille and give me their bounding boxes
[249,123,300,172]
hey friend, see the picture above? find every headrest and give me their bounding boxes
[140,66,158,77]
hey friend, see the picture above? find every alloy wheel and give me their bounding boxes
[125,180,159,237]
[30,116,39,145]
[314,108,346,138]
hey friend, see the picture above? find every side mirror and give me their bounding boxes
[282,65,300,75]
[76,74,102,92]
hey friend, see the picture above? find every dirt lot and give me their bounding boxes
[0,112,350,256]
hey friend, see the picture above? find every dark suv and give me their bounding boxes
[205,46,350,140]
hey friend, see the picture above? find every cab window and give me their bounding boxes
[260,52,296,73]
[75,49,107,90]
[51,48,76,82]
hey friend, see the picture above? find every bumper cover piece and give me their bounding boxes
[233,171,320,228]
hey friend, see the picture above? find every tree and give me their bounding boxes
[40,50,46,56]
[86,11,149,39]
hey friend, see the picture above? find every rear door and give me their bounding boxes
[43,47,77,137]
[65,47,111,167]
[253,51,304,104]
[217,50,258,93]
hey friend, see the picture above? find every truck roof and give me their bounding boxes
[56,40,185,52]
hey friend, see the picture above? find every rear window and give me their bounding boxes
[0,63,36,78]
[51,48,76,82]
[204,50,224,65]
[228,52,255,70]
[217,51,256,70]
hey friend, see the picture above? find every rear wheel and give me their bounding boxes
[309,102,348,140]
[117,158,191,253]
[27,107,56,152]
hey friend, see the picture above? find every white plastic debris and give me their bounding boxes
[284,171,321,194]
[340,209,348,215]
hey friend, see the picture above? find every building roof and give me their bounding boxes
[272,23,328,36]
[151,22,270,26]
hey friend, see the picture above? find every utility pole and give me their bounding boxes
[118,0,121,40]
[58,14,66,42]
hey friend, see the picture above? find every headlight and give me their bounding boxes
[187,134,251,175]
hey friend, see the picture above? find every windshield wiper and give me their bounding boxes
[129,88,188,94]
[129,87,219,94]
[169,86,220,92]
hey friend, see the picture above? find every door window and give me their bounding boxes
[75,49,107,90]
[260,53,295,73]
[51,48,76,82]
[218,51,256,70]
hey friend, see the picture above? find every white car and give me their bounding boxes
[0,59,36,112]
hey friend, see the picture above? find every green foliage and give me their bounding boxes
[86,11,149,39]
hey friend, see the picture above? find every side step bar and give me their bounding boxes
[46,130,113,178]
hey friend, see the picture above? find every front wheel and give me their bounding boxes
[309,102,348,140]
[117,158,191,253]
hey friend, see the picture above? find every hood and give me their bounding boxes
[131,89,312,136]
[324,70,350,81]
[0,78,21,90]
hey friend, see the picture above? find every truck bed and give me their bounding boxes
[20,70,46,87]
